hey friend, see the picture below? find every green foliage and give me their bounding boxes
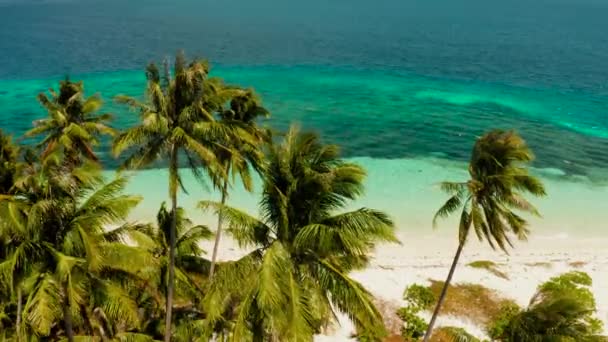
[112,51,255,339]
[1,56,584,342]
[0,129,19,194]
[398,306,428,340]
[404,284,435,311]
[26,78,115,164]
[200,125,397,341]
[434,130,546,249]
[486,302,522,340]
[494,271,605,341]
[427,130,545,340]
[397,284,435,339]
[433,326,481,342]
[208,88,270,278]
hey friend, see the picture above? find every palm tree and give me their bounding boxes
[200,125,397,340]
[422,130,546,341]
[208,90,270,278]
[25,78,115,164]
[496,271,605,341]
[112,51,243,341]
[0,129,20,194]
[0,129,22,339]
[108,202,213,339]
[500,296,605,341]
[0,168,146,341]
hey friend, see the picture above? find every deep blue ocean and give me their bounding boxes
[0,0,607,177]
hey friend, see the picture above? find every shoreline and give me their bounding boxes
[197,233,608,340]
[118,156,608,238]
[109,156,608,339]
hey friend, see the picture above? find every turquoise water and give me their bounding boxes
[1,66,607,177]
[1,0,607,236]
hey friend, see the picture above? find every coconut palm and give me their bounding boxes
[208,90,270,278]
[200,124,397,340]
[1,148,102,341]
[0,129,20,194]
[25,78,115,164]
[422,130,546,341]
[0,166,147,341]
[107,202,213,339]
[0,129,21,339]
[494,271,605,342]
[500,296,605,342]
[112,51,245,341]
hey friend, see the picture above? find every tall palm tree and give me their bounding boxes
[26,78,115,164]
[108,202,213,339]
[200,125,397,340]
[112,51,243,341]
[422,130,546,341]
[208,90,270,278]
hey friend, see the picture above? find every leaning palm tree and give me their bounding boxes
[25,78,115,164]
[208,90,270,278]
[112,51,243,341]
[422,130,546,341]
[200,125,397,340]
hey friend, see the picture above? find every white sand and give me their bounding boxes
[117,159,608,339]
[201,233,608,341]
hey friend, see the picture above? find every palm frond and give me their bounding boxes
[198,201,271,248]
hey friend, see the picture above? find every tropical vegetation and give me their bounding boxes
[0,52,605,342]
[422,130,547,341]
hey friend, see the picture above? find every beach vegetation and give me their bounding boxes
[423,130,546,341]
[397,284,435,339]
[427,281,516,326]
[208,89,270,279]
[491,271,605,341]
[200,124,397,341]
[1,54,600,342]
[112,51,254,340]
[26,78,116,164]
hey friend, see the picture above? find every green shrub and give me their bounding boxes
[486,302,521,340]
[404,283,435,311]
[397,306,428,339]
[489,271,605,341]
[397,284,436,339]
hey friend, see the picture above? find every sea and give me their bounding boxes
[0,0,607,240]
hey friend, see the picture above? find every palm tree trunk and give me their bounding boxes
[16,286,22,342]
[80,305,94,336]
[208,176,229,278]
[164,144,179,342]
[63,281,75,342]
[422,242,465,342]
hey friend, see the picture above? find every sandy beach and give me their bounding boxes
[200,233,608,341]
